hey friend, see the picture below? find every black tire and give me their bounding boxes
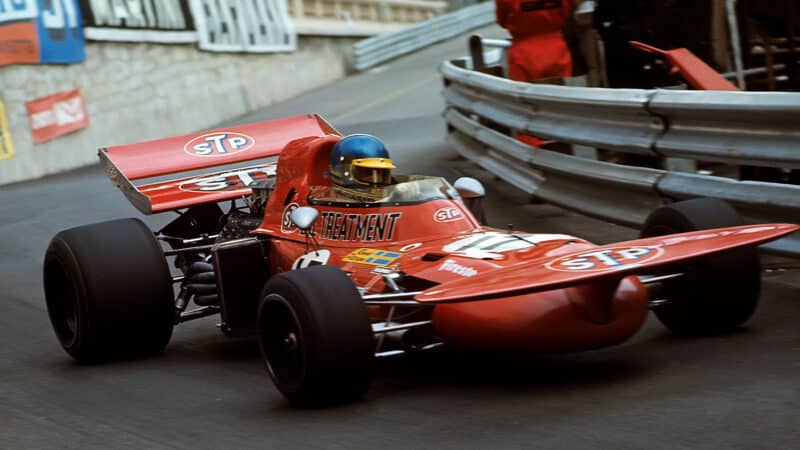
[641,198,761,336]
[43,218,175,362]
[257,265,374,406]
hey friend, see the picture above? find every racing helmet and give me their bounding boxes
[330,134,396,190]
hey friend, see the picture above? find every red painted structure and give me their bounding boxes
[629,41,740,91]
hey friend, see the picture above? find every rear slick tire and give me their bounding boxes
[43,218,175,362]
[641,198,760,336]
[257,265,374,406]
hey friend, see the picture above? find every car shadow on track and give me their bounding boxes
[148,327,655,409]
[371,347,648,395]
[39,305,787,414]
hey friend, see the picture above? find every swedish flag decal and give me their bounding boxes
[342,248,402,266]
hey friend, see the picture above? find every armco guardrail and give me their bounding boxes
[352,2,494,71]
[649,90,800,168]
[441,58,800,256]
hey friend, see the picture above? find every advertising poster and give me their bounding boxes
[0,0,85,67]
[0,99,15,160]
[0,1,39,66]
[37,0,86,63]
[189,0,296,53]
[26,89,89,144]
[81,0,197,43]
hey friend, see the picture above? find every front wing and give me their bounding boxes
[416,224,799,303]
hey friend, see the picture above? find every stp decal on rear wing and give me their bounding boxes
[99,114,338,214]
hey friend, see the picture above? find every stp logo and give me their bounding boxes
[434,207,463,223]
[545,246,664,272]
[184,132,255,157]
[178,165,276,193]
[281,203,299,233]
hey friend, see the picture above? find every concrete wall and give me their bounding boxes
[0,37,356,186]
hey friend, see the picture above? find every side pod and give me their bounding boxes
[213,238,270,336]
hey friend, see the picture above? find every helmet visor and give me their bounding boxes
[352,165,392,186]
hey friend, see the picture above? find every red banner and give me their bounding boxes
[0,21,39,66]
[26,90,89,144]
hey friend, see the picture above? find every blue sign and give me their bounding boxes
[35,0,85,63]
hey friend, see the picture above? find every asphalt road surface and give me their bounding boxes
[2,26,799,449]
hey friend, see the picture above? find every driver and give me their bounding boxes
[329,134,396,202]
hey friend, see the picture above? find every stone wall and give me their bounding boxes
[0,37,356,185]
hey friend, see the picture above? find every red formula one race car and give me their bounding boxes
[43,114,798,405]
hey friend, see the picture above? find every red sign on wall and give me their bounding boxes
[0,21,39,67]
[26,90,89,144]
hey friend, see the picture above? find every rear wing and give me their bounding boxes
[99,114,338,214]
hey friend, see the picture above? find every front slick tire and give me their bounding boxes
[43,218,175,362]
[257,265,374,407]
[641,198,760,336]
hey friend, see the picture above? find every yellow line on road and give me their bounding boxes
[330,73,440,123]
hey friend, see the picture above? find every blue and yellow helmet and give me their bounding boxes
[330,134,396,188]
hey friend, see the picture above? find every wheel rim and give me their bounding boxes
[260,295,306,391]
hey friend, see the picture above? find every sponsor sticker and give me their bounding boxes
[281,203,299,234]
[316,211,401,243]
[343,248,402,266]
[545,246,664,272]
[438,259,478,277]
[433,206,463,223]
[184,131,254,157]
[291,249,331,270]
[399,242,422,252]
[178,165,276,193]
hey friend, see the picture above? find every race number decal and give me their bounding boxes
[343,248,402,266]
[545,246,664,272]
[281,203,299,234]
[291,249,331,270]
[443,232,573,254]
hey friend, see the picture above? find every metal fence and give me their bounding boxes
[441,57,800,256]
[352,1,494,71]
